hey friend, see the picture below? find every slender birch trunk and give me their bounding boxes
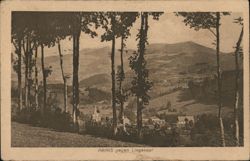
[24,37,29,109]
[41,44,46,115]
[216,12,225,147]
[72,31,80,129]
[137,12,147,139]
[137,97,143,139]
[119,36,125,125]
[27,40,32,109]
[111,28,117,136]
[57,40,68,113]
[34,46,39,110]
[64,79,68,112]
[17,39,23,111]
[234,27,243,146]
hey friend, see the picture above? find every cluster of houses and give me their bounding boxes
[91,106,131,125]
[90,106,195,131]
[142,115,194,129]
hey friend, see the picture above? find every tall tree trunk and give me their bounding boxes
[17,39,23,111]
[41,44,46,115]
[137,12,147,139]
[119,36,125,125]
[72,35,76,122]
[24,37,29,109]
[64,79,68,112]
[34,46,39,110]
[216,12,225,147]
[111,30,117,136]
[58,40,68,113]
[28,40,32,109]
[234,27,243,146]
[72,32,80,129]
[137,97,143,139]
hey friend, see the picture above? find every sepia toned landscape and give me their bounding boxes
[11,12,244,147]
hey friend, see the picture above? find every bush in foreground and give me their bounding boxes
[12,107,73,132]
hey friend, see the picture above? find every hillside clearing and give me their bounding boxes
[148,90,233,116]
[11,122,144,147]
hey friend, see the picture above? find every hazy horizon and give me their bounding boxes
[44,40,232,58]
[42,12,242,57]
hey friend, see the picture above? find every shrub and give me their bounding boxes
[190,113,244,146]
[85,120,113,138]
[12,108,32,124]
[13,107,73,132]
[84,119,181,147]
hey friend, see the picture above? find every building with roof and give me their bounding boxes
[177,116,195,128]
[149,116,166,125]
[91,106,101,122]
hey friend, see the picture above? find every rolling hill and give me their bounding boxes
[79,73,111,89]
[11,41,240,116]
[11,41,235,84]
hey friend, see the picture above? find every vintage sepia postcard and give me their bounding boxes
[1,0,249,160]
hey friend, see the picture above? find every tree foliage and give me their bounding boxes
[176,12,230,38]
[129,12,163,107]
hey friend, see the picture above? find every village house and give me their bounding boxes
[142,116,166,126]
[177,116,195,128]
[91,106,101,122]
[149,116,166,125]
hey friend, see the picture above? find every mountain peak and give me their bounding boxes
[149,41,198,46]
[147,41,217,55]
[179,41,198,45]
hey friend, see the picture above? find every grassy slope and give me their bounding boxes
[11,122,143,147]
[147,90,233,116]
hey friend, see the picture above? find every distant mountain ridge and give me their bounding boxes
[147,41,222,55]
[11,41,240,116]
[12,41,236,86]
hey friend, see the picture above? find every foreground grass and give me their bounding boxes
[11,122,144,147]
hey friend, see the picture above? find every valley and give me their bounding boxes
[11,41,242,118]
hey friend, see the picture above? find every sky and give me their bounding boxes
[46,12,243,56]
